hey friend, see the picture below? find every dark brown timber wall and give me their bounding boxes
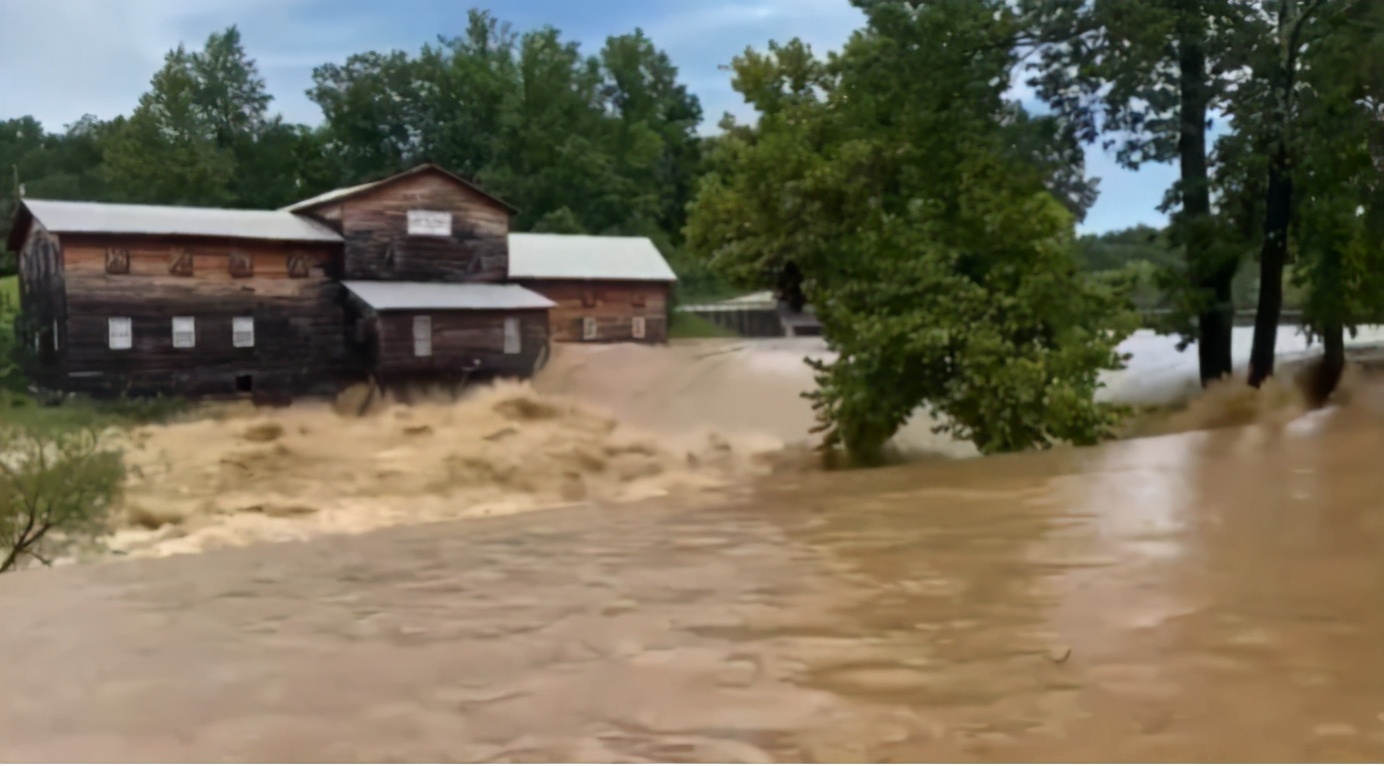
[361,308,549,383]
[520,280,670,344]
[57,234,351,399]
[311,172,511,283]
[14,223,68,389]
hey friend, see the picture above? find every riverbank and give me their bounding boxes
[17,331,1384,567]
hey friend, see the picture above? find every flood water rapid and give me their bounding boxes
[1,338,1382,762]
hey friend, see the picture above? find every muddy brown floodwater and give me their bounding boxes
[1,343,1383,762]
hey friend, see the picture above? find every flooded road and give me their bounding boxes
[2,379,1383,761]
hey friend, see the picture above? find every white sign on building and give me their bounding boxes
[407,209,452,237]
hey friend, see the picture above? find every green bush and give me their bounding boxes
[0,426,125,573]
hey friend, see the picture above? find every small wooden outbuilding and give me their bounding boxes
[341,281,553,388]
[508,233,677,344]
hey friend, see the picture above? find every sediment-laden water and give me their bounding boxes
[1,332,1382,761]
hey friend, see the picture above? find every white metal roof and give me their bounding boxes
[21,198,343,243]
[280,164,518,214]
[278,181,377,212]
[507,233,678,282]
[342,281,556,312]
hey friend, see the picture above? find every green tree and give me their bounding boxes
[1023,0,1261,386]
[1286,0,1384,392]
[103,26,297,208]
[1236,0,1373,385]
[0,427,124,573]
[687,0,1137,465]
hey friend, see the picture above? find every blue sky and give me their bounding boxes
[0,0,1176,234]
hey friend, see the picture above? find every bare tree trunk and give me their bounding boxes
[1248,0,1313,388]
[1248,149,1293,387]
[1177,11,1235,386]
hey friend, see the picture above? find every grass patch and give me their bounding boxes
[0,393,190,433]
[0,275,16,305]
[669,312,741,339]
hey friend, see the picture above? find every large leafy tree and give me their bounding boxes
[308,10,704,245]
[103,26,316,208]
[1232,0,1374,385]
[1283,0,1384,393]
[687,0,1137,464]
[1022,0,1260,386]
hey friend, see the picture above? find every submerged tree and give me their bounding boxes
[686,0,1137,465]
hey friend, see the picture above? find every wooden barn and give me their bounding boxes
[5,199,350,399]
[508,233,677,344]
[6,164,562,401]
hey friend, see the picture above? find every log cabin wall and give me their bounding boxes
[361,308,550,382]
[15,222,67,388]
[58,233,352,398]
[309,172,511,283]
[520,280,670,344]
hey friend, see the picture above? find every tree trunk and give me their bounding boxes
[1177,13,1234,386]
[1247,152,1293,387]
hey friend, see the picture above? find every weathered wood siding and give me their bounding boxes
[311,173,511,283]
[58,234,352,398]
[361,308,549,381]
[520,280,670,344]
[15,222,67,387]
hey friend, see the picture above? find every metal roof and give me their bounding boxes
[278,180,377,213]
[18,198,343,243]
[507,233,678,282]
[342,281,556,312]
[281,164,519,214]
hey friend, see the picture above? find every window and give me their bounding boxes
[631,316,646,340]
[413,315,432,357]
[108,317,132,350]
[105,247,130,275]
[52,319,60,351]
[503,317,521,354]
[172,316,196,349]
[235,374,253,393]
[582,317,598,341]
[169,246,194,277]
[232,316,255,348]
[286,252,311,278]
[407,209,452,237]
[228,250,253,278]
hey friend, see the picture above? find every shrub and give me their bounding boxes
[0,427,125,573]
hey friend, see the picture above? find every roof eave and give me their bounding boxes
[287,164,520,216]
[511,274,679,283]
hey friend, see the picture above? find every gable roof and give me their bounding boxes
[342,280,555,312]
[282,164,519,215]
[506,233,678,282]
[8,198,343,251]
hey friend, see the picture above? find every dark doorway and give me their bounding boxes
[235,374,253,393]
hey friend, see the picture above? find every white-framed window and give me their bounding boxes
[406,209,452,237]
[172,316,196,348]
[52,319,60,350]
[232,316,255,348]
[108,317,133,350]
[631,316,646,340]
[503,317,521,354]
[582,317,598,341]
[413,314,432,357]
